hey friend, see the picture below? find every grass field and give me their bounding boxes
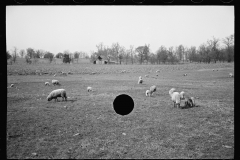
[7,59,234,159]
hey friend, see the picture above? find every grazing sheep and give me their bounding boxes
[10,84,14,88]
[183,73,187,76]
[52,79,60,86]
[138,76,143,84]
[45,82,50,86]
[61,72,67,76]
[180,91,196,107]
[149,85,157,96]
[156,70,160,73]
[184,97,195,107]
[47,89,67,102]
[169,88,181,108]
[53,74,57,77]
[87,86,92,92]
[229,73,234,77]
[212,69,215,71]
[146,90,150,96]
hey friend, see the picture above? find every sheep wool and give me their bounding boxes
[47,89,67,102]
[229,73,234,77]
[180,91,185,100]
[171,92,181,108]
[146,90,150,96]
[52,79,60,86]
[45,82,50,86]
[10,84,14,88]
[149,85,157,96]
[169,88,176,97]
[87,87,92,92]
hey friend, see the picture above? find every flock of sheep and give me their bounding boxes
[8,70,234,109]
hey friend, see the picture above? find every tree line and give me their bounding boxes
[6,47,89,64]
[91,34,234,64]
[7,34,234,65]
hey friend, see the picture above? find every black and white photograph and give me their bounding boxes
[7,5,234,159]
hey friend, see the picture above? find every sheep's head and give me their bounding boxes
[47,95,52,101]
[169,88,176,96]
[185,99,193,107]
[180,91,185,99]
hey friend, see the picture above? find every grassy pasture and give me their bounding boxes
[7,60,234,159]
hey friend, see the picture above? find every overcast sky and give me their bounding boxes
[6,6,234,55]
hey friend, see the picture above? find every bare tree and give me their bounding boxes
[207,36,220,63]
[129,45,135,64]
[111,43,121,64]
[12,47,18,63]
[223,34,234,62]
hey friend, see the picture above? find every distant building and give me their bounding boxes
[94,55,107,64]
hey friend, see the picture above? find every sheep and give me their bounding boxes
[180,91,196,107]
[87,86,92,92]
[47,89,67,102]
[146,90,150,96]
[212,69,215,71]
[183,73,187,76]
[138,76,143,84]
[169,88,181,108]
[229,73,234,77]
[156,70,160,73]
[53,74,57,77]
[148,85,157,96]
[184,97,195,108]
[52,79,60,86]
[61,72,67,76]
[10,84,14,88]
[145,75,149,78]
[45,82,50,86]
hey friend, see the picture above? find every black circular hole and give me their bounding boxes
[191,0,203,3]
[103,0,115,3]
[220,0,233,3]
[132,0,145,4]
[14,0,27,4]
[162,0,174,3]
[113,94,134,116]
[73,0,86,3]
[44,0,57,4]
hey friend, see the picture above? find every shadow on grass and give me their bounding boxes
[180,105,201,109]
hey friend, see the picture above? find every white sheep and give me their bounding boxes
[138,76,143,84]
[169,88,181,108]
[149,85,157,96]
[146,90,150,96]
[52,79,60,86]
[87,86,92,92]
[156,70,160,73]
[183,73,187,76]
[47,89,67,102]
[45,82,50,86]
[10,84,14,88]
[229,73,234,77]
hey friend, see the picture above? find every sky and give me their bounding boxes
[6,6,234,55]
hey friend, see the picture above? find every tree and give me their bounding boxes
[135,46,145,64]
[12,47,18,63]
[111,43,121,64]
[156,45,168,64]
[74,51,80,63]
[207,36,220,63]
[26,48,36,59]
[143,44,150,64]
[223,34,234,62]
[56,52,63,58]
[129,45,135,64]
[149,53,157,64]
[44,52,54,63]
[176,45,184,62]
[19,49,25,58]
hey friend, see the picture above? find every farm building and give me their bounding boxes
[93,56,108,64]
